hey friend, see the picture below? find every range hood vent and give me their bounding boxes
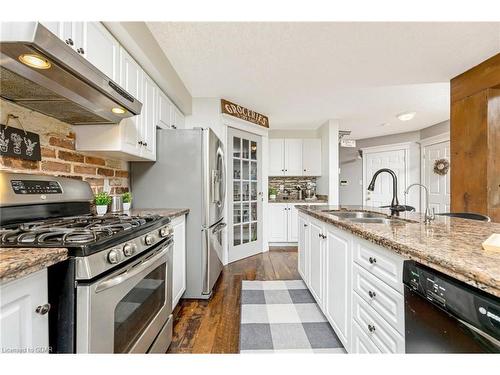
[0,22,142,125]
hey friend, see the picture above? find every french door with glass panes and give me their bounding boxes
[228,128,262,263]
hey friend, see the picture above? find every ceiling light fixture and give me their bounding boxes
[18,53,51,69]
[111,107,127,114]
[397,112,416,121]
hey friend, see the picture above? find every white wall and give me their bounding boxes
[339,120,450,206]
[316,120,339,205]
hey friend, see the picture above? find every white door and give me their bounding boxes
[303,139,322,176]
[422,141,451,214]
[284,139,303,176]
[268,204,288,242]
[298,215,309,282]
[83,22,120,81]
[308,220,324,306]
[324,227,351,348]
[363,149,407,208]
[228,128,263,263]
[269,139,284,176]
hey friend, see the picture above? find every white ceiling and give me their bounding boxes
[147,22,500,139]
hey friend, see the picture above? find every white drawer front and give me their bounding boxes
[354,239,405,293]
[352,264,405,335]
[352,291,405,353]
[351,320,381,353]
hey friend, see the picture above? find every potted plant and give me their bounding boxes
[94,192,111,215]
[269,187,278,201]
[122,192,132,211]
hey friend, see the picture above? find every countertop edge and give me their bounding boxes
[297,207,500,298]
[0,248,68,284]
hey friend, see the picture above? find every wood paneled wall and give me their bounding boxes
[450,53,500,222]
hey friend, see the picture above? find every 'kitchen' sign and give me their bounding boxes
[221,99,269,128]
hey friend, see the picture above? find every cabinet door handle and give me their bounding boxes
[144,142,148,147]
[77,47,85,54]
[35,303,51,315]
[368,324,376,333]
[138,141,143,145]
[368,290,376,299]
[303,224,308,227]
[369,257,377,264]
[65,38,74,46]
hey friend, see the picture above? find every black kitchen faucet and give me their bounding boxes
[367,168,406,216]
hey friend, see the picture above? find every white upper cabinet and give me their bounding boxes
[157,90,172,129]
[284,139,303,176]
[269,139,285,175]
[141,74,157,160]
[303,139,322,176]
[83,22,120,81]
[268,138,321,176]
[69,22,185,161]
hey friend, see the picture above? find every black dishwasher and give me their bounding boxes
[403,260,500,353]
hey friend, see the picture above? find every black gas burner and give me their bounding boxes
[0,213,170,256]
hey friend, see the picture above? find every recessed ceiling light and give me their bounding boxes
[397,112,416,121]
[18,53,51,69]
[111,107,127,114]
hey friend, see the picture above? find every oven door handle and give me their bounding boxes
[95,244,170,294]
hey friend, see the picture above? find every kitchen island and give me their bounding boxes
[296,205,500,353]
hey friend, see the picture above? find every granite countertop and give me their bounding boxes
[0,247,68,283]
[128,208,190,219]
[297,205,500,298]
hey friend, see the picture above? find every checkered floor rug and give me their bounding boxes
[239,280,346,353]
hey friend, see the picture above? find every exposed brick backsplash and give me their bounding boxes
[0,99,129,195]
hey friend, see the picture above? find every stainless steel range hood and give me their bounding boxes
[0,22,142,125]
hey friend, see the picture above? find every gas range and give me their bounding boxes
[0,172,175,353]
[0,213,172,279]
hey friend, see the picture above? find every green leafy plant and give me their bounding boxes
[94,191,112,206]
[122,191,132,203]
[269,187,278,196]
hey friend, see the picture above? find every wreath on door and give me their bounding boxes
[433,158,450,175]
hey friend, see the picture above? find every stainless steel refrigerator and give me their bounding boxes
[130,128,226,299]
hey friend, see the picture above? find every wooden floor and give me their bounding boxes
[167,248,299,353]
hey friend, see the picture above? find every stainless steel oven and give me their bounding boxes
[76,238,173,353]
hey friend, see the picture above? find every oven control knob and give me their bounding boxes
[159,226,171,238]
[144,234,154,245]
[123,243,136,257]
[107,249,121,264]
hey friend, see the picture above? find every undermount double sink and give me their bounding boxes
[323,210,410,225]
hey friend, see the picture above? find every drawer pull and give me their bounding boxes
[369,257,377,264]
[35,303,51,315]
[368,324,376,333]
[368,290,376,298]
[304,224,308,227]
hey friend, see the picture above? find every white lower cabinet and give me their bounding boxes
[352,292,405,353]
[308,220,324,307]
[324,226,351,348]
[297,215,309,282]
[172,215,187,308]
[268,203,322,244]
[298,212,407,354]
[351,320,381,353]
[0,270,49,353]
